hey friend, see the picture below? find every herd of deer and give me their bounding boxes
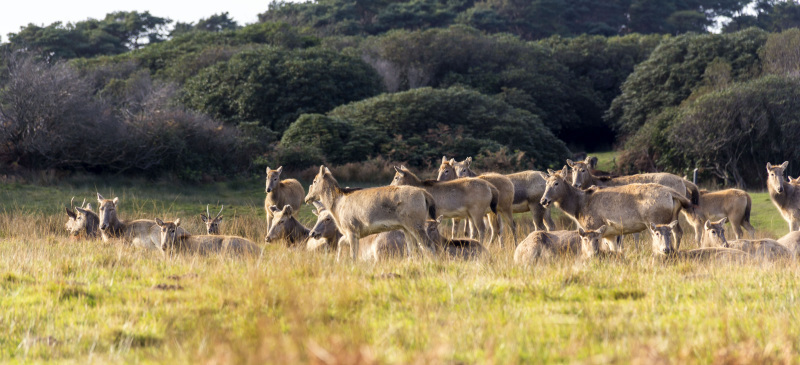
[63,157,800,264]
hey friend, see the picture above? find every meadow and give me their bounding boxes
[1,172,799,364]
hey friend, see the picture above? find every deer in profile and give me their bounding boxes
[540,167,691,252]
[306,165,437,261]
[649,221,749,261]
[766,161,800,232]
[308,201,407,259]
[96,193,160,250]
[391,165,498,243]
[265,166,305,238]
[514,226,608,264]
[200,205,224,234]
[439,156,553,233]
[64,197,99,239]
[425,216,487,260]
[568,156,699,205]
[436,156,517,243]
[701,218,791,260]
[682,189,755,242]
[156,218,261,256]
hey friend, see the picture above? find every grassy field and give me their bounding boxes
[1,175,800,363]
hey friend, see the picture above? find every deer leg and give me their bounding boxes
[743,220,756,239]
[487,213,500,246]
[348,233,359,261]
[543,205,556,231]
[529,202,546,231]
[673,224,683,251]
[265,214,273,241]
[502,209,517,246]
[732,222,744,240]
[336,235,348,262]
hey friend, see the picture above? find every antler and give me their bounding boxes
[206,204,210,218]
[70,196,75,210]
[215,205,224,219]
[80,198,87,209]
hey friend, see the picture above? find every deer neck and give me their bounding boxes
[318,182,344,213]
[769,180,791,205]
[289,218,311,244]
[556,185,587,221]
[464,168,478,177]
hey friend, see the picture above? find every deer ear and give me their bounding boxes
[704,220,712,230]
[318,165,325,175]
[668,220,679,229]
[200,214,208,223]
[566,159,575,168]
[75,207,88,215]
[588,156,598,168]
[449,158,455,165]
[97,192,104,202]
[85,203,92,211]
[561,166,569,176]
[66,207,76,219]
[112,197,119,205]
[547,169,556,175]
[578,228,586,237]
[717,217,727,225]
[597,225,607,235]
[436,215,444,224]
[266,166,271,174]
[324,166,332,174]
[155,218,164,226]
[216,216,223,222]
[283,205,293,215]
[649,222,657,232]
[276,166,283,174]
[781,161,789,170]
[394,166,402,173]
[269,205,280,213]
[442,156,448,163]
[465,157,472,165]
[175,218,181,226]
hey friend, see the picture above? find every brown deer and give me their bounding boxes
[265,166,305,236]
[265,205,309,248]
[568,156,699,205]
[97,193,160,249]
[156,218,261,256]
[682,189,755,242]
[540,167,691,252]
[305,165,437,261]
[391,165,498,243]
[766,161,800,232]
[514,226,607,264]
[425,216,488,260]
[436,156,517,243]
[701,218,791,260]
[439,156,554,232]
[200,205,224,234]
[64,197,99,239]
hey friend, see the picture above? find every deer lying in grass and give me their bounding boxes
[306,165,437,261]
[200,205,224,234]
[439,156,553,232]
[682,189,755,242]
[64,197,99,239]
[514,226,608,264]
[777,231,800,258]
[648,221,749,261]
[425,216,487,260]
[568,156,700,205]
[156,218,261,256]
[265,166,305,236]
[265,205,309,248]
[436,156,517,243]
[766,162,800,232]
[540,167,691,252]
[701,218,791,260]
[97,193,160,249]
[391,165,498,243]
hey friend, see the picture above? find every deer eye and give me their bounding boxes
[554,182,558,186]
[581,169,585,172]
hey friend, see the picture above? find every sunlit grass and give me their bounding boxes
[0,178,799,363]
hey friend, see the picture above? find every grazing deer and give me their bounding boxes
[265,205,309,248]
[391,165,498,243]
[514,226,607,264]
[682,189,755,242]
[155,218,261,256]
[265,166,305,236]
[64,197,99,239]
[701,218,791,260]
[305,165,437,261]
[540,167,691,252]
[439,156,554,232]
[766,161,800,232]
[200,205,224,234]
[436,156,517,243]
[96,193,160,249]
[568,156,700,205]
[425,216,487,260]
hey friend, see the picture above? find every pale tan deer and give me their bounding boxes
[64,197,99,239]
[425,216,488,260]
[265,205,310,248]
[682,189,755,242]
[650,221,750,261]
[766,161,800,232]
[200,205,224,234]
[777,231,800,258]
[305,165,437,261]
[514,226,607,264]
[701,218,791,260]
[391,165,498,243]
[436,156,517,243]
[308,201,407,258]
[97,193,160,249]
[568,156,699,205]
[540,167,691,252]
[156,218,261,256]
[265,166,305,236]
[439,156,554,232]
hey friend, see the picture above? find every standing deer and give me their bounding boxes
[64,197,99,239]
[568,156,700,205]
[539,167,690,252]
[391,165,498,243]
[156,218,261,256]
[308,201,407,259]
[700,217,791,260]
[200,205,224,234]
[681,189,755,242]
[439,156,553,233]
[766,161,800,232]
[265,166,305,237]
[305,165,437,261]
[96,193,160,250]
[436,156,517,244]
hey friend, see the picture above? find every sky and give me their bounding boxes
[0,0,305,42]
